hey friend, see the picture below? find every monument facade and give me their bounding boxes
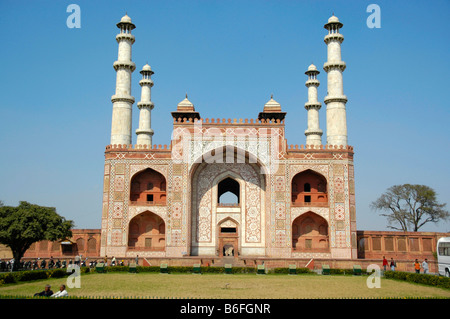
[100,14,357,260]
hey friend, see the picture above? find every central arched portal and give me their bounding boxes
[189,149,266,257]
[218,218,239,257]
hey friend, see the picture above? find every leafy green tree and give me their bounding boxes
[371,184,449,231]
[0,201,74,270]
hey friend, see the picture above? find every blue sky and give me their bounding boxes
[0,0,449,232]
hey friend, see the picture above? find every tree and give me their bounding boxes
[371,184,449,232]
[0,201,74,270]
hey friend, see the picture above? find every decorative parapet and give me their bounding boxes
[323,33,344,44]
[105,144,171,152]
[115,33,135,44]
[287,144,353,152]
[323,61,346,72]
[113,60,136,72]
[173,117,285,125]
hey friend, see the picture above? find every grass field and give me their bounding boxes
[0,273,449,299]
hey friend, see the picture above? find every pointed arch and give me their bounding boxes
[188,146,266,256]
[292,211,329,252]
[217,177,240,205]
[127,210,165,251]
[129,168,167,205]
[218,216,239,230]
[291,169,328,206]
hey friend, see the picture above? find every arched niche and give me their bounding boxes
[188,146,266,256]
[217,218,239,257]
[291,169,328,206]
[218,177,240,205]
[130,168,167,205]
[292,212,329,252]
[128,211,165,251]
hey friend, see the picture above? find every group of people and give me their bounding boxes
[382,256,429,274]
[1,255,139,273]
[0,258,16,271]
[1,256,113,272]
[414,258,429,274]
[34,284,68,298]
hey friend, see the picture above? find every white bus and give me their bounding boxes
[437,237,450,277]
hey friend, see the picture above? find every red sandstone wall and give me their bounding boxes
[13,228,449,274]
[22,229,101,260]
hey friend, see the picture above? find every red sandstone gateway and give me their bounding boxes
[11,14,448,273]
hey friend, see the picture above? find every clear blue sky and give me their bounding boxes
[0,0,449,232]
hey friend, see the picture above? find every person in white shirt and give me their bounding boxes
[422,259,429,274]
[51,284,68,298]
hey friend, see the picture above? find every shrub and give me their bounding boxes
[48,268,68,279]
[104,266,129,272]
[18,270,48,282]
[384,271,450,290]
[0,273,17,284]
[328,268,354,275]
[0,268,73,286]
[270,267,313,274]
[81,267,90,274]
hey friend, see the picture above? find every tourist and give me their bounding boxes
[382,256,388,272]
[135,255,139,266]
[390,258,396,271]
[422,259,429,274]
[34,284,53,297]
[51,284,68,298]
[74,255,81,266]
[414,259,420,273]
[48,257,55,269]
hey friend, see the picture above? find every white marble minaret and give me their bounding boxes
[110,14,136,146]
[136,64,155,146]
[304,64,323,146]
[323,15,348,146]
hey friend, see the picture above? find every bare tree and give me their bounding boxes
[371,184,449,232]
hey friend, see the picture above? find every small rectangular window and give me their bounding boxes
[304,195,311,202]
[221,227,237,233]
[147,194,154,202]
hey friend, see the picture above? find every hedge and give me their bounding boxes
[384,271,450,290]
[270,267,313,274]
[100,265,316,275]
[0,268,72,285]
[100,265,258,274]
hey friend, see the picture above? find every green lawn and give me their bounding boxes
[0,273,449,299]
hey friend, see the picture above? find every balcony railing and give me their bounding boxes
[217,203,240,207]
[129,201,166,206]
[291,202,328,207]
